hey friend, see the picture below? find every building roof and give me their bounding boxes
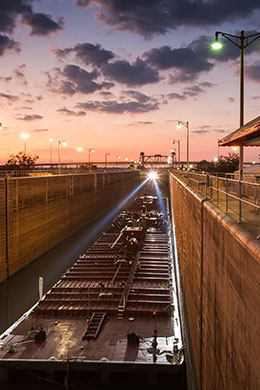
[218,115,260,147]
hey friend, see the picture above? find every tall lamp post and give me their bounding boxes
[177,121,189,169]
[212,30,260,181]
[21,132,29,154]
[173,139,180,169]
[88,148,95,170]
[77,146,83,165]
[105,152,110,172]
[49,138,54,165]
[58,140,66,174]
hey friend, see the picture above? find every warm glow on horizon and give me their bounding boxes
[0,3,259,164]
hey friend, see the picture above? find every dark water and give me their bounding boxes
[0,173,170,334]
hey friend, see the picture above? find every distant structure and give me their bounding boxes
[139,152,175,169]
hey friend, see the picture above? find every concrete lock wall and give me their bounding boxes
[0,171,140,284]
[169,171,260,390]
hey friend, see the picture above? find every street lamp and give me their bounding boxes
[105,152,110,172]
[177,121,189,169]
[88,148,95,170]
[49,138,54,165]
[21,132,29,154]
[58,140,66,174]
[77,146,83,164]
[173,139,181,169]
[212,29,260,180]
[77,146,83,153]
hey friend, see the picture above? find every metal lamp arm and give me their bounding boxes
[178,121,188,128]
[244,33,260,48]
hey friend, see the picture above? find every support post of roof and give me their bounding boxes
[239,30,245,182]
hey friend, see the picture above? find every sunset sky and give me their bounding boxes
[0,0,260,164]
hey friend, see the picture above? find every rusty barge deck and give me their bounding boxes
[0,195,185,388]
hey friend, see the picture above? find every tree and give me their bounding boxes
[196,159,212,172]
[216,153,239,172]
[5,152,39,170]
[197,153,239,173]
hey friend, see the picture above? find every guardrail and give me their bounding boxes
[0,167,132,177]
[172,170,260,239]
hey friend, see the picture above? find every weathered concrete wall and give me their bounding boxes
[0,171,140,283]
[169,171,260,390]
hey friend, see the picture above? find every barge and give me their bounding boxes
[0,190,186,388]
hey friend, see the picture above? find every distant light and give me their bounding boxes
[49,138,54,143]
[212,41,222,50]
[21,132,29,140]
[252,161,256,165]
[232,146,238,151]
[189,164,193,169]
[125,157,128,161]
[148,171,157,180]
[62,141,67,147]
[177,121,182,129]
[77,146,83,152]
[213,157,218,162]
[0,123,3,130]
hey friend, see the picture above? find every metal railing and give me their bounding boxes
[172,170,260,239]
[0,167,132,178]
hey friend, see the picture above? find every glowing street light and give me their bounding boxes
[49,138,54,164]
[212,29,260,180]
[213,157,218,163]
[88,148,95,169]
[21,132,29,154]
[177,120,189,169]
[58,140,66,174]
[211,38,222,50]
[232,146,238,152]
[77,146,83,164]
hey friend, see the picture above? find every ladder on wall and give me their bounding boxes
[82,312,106,340]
